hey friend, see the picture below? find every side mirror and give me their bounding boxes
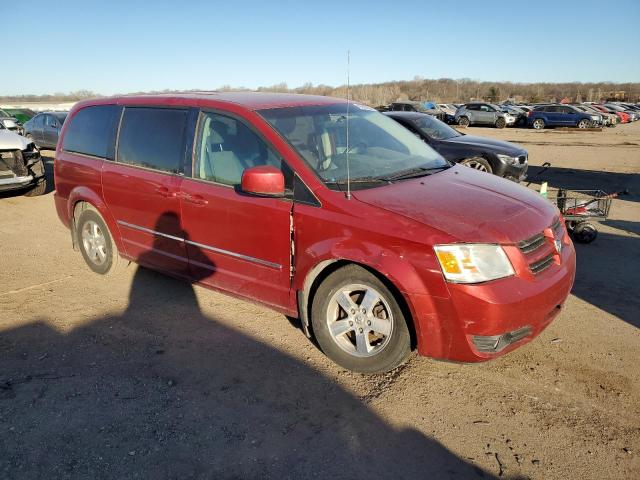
[241,165,285,197]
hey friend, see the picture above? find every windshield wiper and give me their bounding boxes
[382,165,450,182]
[325,177,390,185]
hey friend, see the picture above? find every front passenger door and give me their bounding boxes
[180,110,292,307]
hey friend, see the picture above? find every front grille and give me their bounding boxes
[518,218,561,275]
[530,254,554,274]
[518,233,545,253]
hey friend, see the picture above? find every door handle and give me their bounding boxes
[155,186,177,198]
[182,193,208,206]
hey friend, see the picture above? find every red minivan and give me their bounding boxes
[54,93,576,373]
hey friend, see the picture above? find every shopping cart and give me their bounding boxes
[548,189,626,243]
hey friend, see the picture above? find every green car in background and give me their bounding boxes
[2,108,36,124]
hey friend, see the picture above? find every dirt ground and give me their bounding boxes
[1,122,639,480]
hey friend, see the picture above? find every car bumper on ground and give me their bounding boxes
[412,236,576,362]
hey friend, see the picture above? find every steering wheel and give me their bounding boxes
[346,141,368,154]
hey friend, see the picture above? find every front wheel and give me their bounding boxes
[495,117,506,129]
[311,265,411,374]
[532,118,545,130]
[460,156,493,174]
[572,222,598,243]
[577,119,592,129]
[458,116,470,127]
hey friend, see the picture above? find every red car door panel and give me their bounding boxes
[180,110,291,308]
[181,179,291,307]
[102,106,190,277]
[102,164,187,276]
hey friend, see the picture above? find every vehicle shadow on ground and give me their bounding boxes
[527,166,638,203]
[572,230,640,329]
[0,217,506,479]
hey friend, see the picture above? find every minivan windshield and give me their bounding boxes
[259,103,448,190]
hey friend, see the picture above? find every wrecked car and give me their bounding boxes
[0,108,24,135]
[0,125,47,196]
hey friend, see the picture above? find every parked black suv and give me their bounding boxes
[385,111,528,181]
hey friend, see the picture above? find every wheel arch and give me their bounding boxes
[297,257,426,351]
[67,186,125,255]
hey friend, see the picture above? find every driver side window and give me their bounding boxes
[195,112,281,186]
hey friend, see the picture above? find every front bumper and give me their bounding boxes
[0,150,44,192]
[492,153,529,182]
[412,236,576,362]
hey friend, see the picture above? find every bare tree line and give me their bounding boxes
[2,79,638,105]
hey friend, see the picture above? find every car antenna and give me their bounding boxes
[345,50,352,200]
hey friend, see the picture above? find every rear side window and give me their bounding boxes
[63,105,121,159]
[117,107,188,174]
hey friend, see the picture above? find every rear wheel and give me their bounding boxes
[460,156,492,174]
[76,206,128,275]
[311,265,411,374]
[458,116,470,127]
[577,119,592,129]
[532,118,545,130]
[495,117,506,129]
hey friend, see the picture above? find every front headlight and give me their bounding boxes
[434,244,514,284]
[496,153,518,165]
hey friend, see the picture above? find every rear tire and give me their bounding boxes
[458,116,470,127]
[311,264,411,374]
[76,206,128,275]
[460,156,493,174]
[532,118,545,130]
[495,117,506,129]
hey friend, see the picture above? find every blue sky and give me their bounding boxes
[2,0,639,95]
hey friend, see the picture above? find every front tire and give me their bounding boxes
[458,116,470,127]
[460,156,493,174]
[76,206,127,275]
[495,117,506,129]
[577,119,592,129]
[532,118,545,130]
[572,222,598,243]
[311,265,411,374]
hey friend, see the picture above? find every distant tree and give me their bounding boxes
[487,86,499,103]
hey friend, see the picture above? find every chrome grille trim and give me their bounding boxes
[530,253,554,274]
[518,233,545,254]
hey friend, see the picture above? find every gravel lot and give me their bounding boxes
[1,123,639,479]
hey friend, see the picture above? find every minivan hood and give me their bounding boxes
[353,165,557,244]
[444,135,525,155]
[0,130,31,150]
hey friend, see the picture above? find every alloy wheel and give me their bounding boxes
[326,283,394,357]
[81,220,108,266]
